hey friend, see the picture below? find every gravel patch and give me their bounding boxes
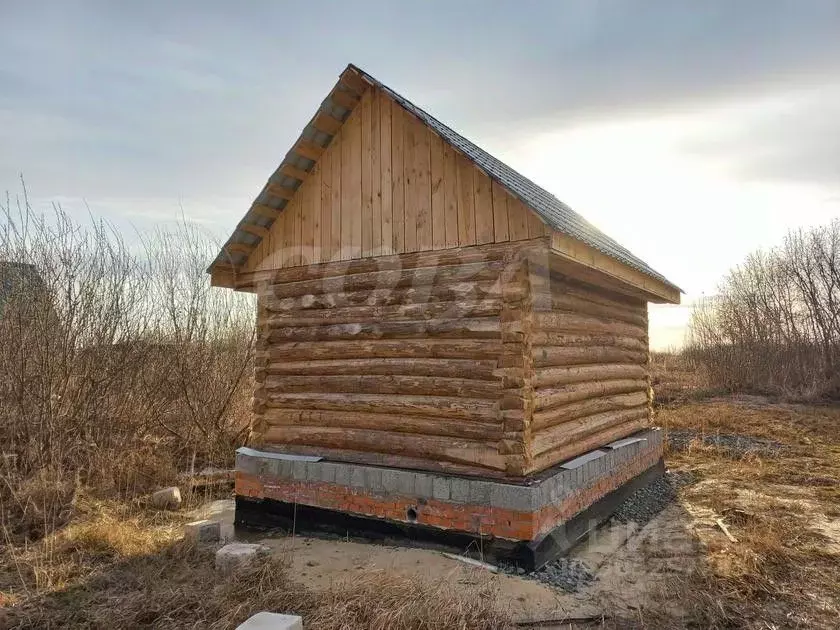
[667,429,784,458]
[499,557,596,593]
[611,472,690,526]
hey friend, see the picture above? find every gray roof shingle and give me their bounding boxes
[351,65,679,291]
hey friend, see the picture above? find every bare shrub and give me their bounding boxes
[0,185,255,542]
[686,219,840,399]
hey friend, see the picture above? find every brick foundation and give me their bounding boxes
[236,428,663,559]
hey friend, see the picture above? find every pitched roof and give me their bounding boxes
[210,64,679,293]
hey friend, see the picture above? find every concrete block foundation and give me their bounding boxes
[235,428,664,570]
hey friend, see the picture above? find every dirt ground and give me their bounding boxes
[194,394,840,628]
[197,492,701,625]
[3,395,838,628]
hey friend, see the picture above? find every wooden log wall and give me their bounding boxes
[251,241,542,478]
[525,264,652,473]
[244,85,548,273]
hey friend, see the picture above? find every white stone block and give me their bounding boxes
[215,542,270,575]
[236,611,303,630]
[150,486,181,510]
[184,519,221,544]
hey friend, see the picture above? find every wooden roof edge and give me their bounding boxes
[207,64,371,275]
[549,232,681,304]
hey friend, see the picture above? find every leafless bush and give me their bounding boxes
[686,219,840,399]
[0,185,255,540]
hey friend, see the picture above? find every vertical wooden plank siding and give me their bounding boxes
[311,163,321,262]
[430,134,446,250]
[370,90,382,256]
[247,87,554,273]
[508,194,530,241]
[415,120,433,251]
[391,101,406,253]
[456,154,476,246]
[474,169,494,244]
[347,107,363,258]
[360,90,373,256]
[443,143,460,249]
[379,89,393,255]
[330,127,342,261]
[402,110,418,252]
[492,180,509,242]
[320,151,332,262]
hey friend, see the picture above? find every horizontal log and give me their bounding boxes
[531,406,649,456]
[255,443,508,477]
[534,312,646,339]
[237,238,544,289]
[529,332,647,352]
[262,358,500,380]
[534,379,647,412]
[260,318,500,343]
[260,283,514,312]
[532,345,648,367]
[261,425,506,471]
[262,260,508,300]
[263,391,499,422]
[550,293,647,327]
[552,279,645,310]
[262,374,500,398]
[528,418,648,474]
[260,298,504,326]
[262,408,502,440]
[531,391,650,431]
[534,363,647,388]
[258,338,503,362]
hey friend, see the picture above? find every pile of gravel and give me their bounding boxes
[612,473,680,526]
[499,557,596,592]
[667,429,783,458]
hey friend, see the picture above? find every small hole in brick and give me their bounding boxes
[406,507,418,522]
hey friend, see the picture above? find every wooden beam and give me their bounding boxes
[293,139,325,162]
[265,184,295,200]
[312,112,343,135]
[279,164,310,181]
[339,68,369,96]
[223,243,253,255]
[330,89,359,110]
[251,204,282,219]
[238,223,270,239]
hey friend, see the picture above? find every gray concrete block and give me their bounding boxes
[215,543,270,575]
[468,479,492,505]
[414,473,433,498]
[292,460,308,480]
[364,467,383,493]
[319,462,337,484]
[382,470,414,496]
[236,612,303,630]
[489,483,531,512]
[277,459,293,479]
[350,466,366,488]
[450,477,470,503]
[150,486,182,510]
[235,453,257,474]
[432,477,450,501]
[184,519,221,544]
[334,463,350,486]
[257,459,272,476]
[305,462,322,481]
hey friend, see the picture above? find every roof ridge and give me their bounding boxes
[350,64,679,291]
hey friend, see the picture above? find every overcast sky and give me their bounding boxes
[2,1,839,348]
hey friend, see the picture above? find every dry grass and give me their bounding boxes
[1,499,510,629]
[655,398,840,629]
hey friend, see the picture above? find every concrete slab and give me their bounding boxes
[236,611,303,629]
[215,542,270,575]
[184,519,221,544]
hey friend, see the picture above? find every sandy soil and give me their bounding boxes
[195,498,701,625]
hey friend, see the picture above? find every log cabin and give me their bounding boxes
[210,64,680,567]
